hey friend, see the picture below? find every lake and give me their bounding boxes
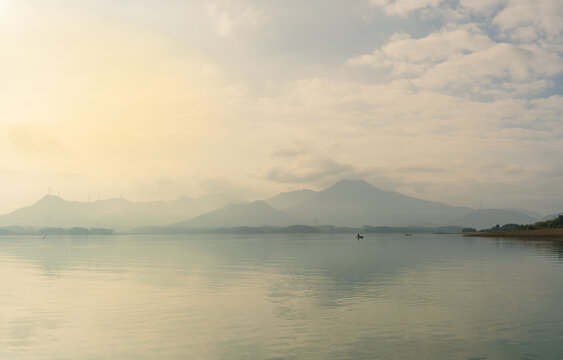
[1,234,562,359]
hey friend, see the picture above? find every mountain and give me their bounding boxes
[450,209,539,230]
[0,194,245,231]
[170,201,298,228]
[265,189,317,209]
[507,208,542,219]
[0,180,544,231]
[542,212,563,221]
[286,179,473,227]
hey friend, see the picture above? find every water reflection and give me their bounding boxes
[0,234,562,359]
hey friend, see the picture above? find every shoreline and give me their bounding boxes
[464,228,563,240]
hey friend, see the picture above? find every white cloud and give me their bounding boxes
[266,157,356,185]
[493,0,563,42]
[229,76,562,211]
[347,20,563,98]
[205,1,267,37]
[371,0,563,47]
[382,29,492,62]
[346,27,494,78]
[412,42,563,96]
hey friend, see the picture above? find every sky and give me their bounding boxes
[0,0,562,215]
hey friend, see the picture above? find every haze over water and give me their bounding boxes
[3,1,562,358]
[1,234,562,359]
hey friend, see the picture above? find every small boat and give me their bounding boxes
[405,233,412,236]
[356,234,364,239]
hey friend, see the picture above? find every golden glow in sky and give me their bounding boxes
[1,0,562,214]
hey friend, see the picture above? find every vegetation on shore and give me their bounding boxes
[465,215,563,239]
[523,215,563,230]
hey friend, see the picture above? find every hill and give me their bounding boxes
[170,201,298,228]
[286,179,473,227]
[0,179,543,231]
[542,212,563,221]
[0,194,244,231]
[265,189,317,210]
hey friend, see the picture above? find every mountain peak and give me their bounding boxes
[332,179,374,188]
[36,195,66,205]
[287,178,469,226]
[324,179,381,195]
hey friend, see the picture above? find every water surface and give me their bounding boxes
[1,234,562,359]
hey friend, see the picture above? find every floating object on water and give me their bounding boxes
[356,234,364,239]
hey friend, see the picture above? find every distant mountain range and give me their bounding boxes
[264,179,537,229]
[0,193,244,231]
[0,179,550,232]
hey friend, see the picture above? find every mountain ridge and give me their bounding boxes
[286,179,473,227]
[0,179,546,231]
[0,193,245,231]
[265,189,317,210]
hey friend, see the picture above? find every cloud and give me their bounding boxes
[413,42,563,96]
[493,0,563,42]
[204,1,267,37]
[266,157,356,185]
[370,0,563,47]
[346,27,494,77]
[235,72,563,211]
[398,166,446,174]
[346,19,563,98]
[272,144,312,158]
[1,0,562,216]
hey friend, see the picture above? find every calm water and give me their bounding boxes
[1,234,562,360]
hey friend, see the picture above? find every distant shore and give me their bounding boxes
[464,228,563,240]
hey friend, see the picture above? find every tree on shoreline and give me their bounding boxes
[481,215,563,232]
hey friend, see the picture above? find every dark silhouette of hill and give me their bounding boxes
[170,200,298,228]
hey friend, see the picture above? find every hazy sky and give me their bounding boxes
[1,0,562,215]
